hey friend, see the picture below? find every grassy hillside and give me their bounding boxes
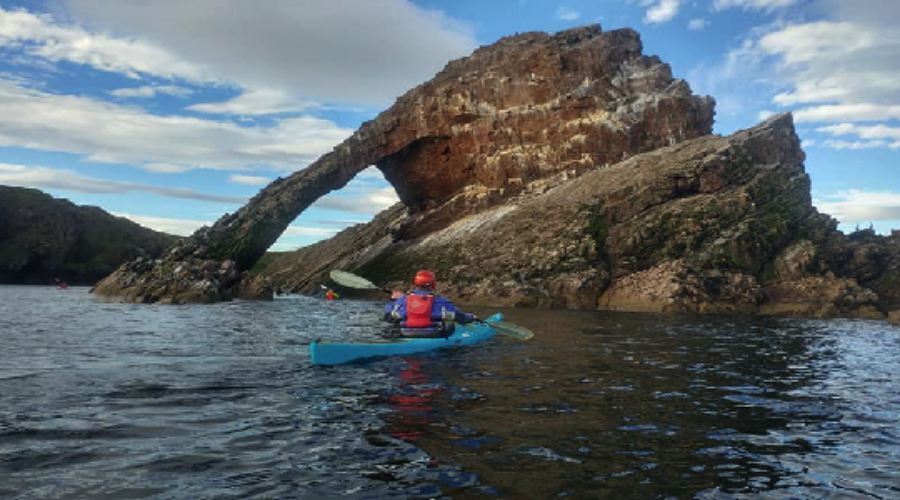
[0,185,179,285]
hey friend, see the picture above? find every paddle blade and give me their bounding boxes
[330,270,378,290]
[488,320,534,340]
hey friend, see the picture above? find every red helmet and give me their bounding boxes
[413,270,437,287]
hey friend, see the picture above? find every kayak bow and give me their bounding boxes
[310,313,502,365]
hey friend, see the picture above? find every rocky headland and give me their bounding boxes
[263,114,899,319]
[92,24,900,319]
[0,186,178,285]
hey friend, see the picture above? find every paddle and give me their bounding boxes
[328,270,535,340]
[478,318,534,340]
[330,270,393,294]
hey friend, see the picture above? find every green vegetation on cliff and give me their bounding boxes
[0,186,179,285]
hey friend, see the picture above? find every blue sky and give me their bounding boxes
[0,0,897,251]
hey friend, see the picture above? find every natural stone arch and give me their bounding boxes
[92,24,715,303]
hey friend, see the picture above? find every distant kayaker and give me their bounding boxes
[383,270,477,338]
[325,289,339,301]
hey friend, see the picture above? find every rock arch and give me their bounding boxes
[92,24,715,303]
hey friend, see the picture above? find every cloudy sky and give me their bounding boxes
[0,0,897,251]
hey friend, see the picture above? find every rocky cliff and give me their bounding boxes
[93,24,716,303]
[0,186,178,285]
[264,114,900,319]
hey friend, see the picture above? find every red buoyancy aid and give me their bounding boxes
[405,294,436,328]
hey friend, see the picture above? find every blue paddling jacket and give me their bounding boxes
[383,290,475,337]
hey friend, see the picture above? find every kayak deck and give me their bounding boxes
[310,313,502,365]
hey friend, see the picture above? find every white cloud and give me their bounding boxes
[282,226,341,237]
[61,0,477,105]
[713,0,798,11]
[757,110,776,120]
[644,0,680,24]
[0,163,246,203]
[189,88,319,116]
[0,6,214,82]
[143,163,192,174]
[111,215,343,240]
[821,139,891,150]
[311,219,368,227]
[687,18,708,30]
[816,190,900,224]
[356,166,387,180]
[230,174,271,186]
[113,212,208,236]
[755,5,900,124]
[759,22,876,67]
[556,7,580,21]
[773,85,847,106]
[794,104,900,123]
[110,85,194,98]
[817,123,900,141]
[312,186,399,215]
[0,78,353,172]
[697,0,900,149]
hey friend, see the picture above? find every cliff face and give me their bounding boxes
[93,24,715,303]
[378,25,714,237]
[0,186,177,285]
[264,115,899,319]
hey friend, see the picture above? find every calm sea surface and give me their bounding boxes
[1,285,898,499]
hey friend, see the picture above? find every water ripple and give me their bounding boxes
[1,286,898,498]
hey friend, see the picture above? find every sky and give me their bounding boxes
[0,0,897,252]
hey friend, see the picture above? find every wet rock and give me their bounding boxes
[92,257,271,304]
[889,310,900,326]
[771,240,816,281]
[598,261,762,315]
[761,275,883,319]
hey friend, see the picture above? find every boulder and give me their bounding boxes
[889,310,900,326]
[760,275,883,319]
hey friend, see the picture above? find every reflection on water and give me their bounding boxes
[1,286,898,498]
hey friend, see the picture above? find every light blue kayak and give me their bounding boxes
[310,313,502,365]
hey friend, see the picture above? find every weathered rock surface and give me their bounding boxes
[0,186,177,285]
[264,114,899,319]
[93,24,714,303]
[91,256,271,304]
[92,23,900,318]
[890,310,900,326]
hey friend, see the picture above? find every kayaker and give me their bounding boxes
[325,289,339,301]
[383,270,477,338]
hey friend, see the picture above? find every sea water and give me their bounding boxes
[1,285,898,498]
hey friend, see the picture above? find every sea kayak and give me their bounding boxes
[310,313,502,365]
